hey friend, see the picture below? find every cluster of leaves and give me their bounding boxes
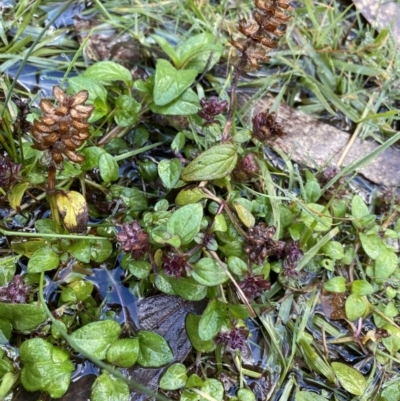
[0,1,399,401]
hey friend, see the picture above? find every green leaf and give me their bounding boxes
[321,241,344,260]
[160,363,188,390]
[0,303,46,331]
[121,254,152,279]
[175,33,223,72]
[201,378,224,401]
[167,204,203,245]
[27,247,60,273]
[68,239,91,263]
[35,219,66,234]
[154,59,197,105]
[0,256,18,286]
[106,338,139,368]
[66,280,94,302]
[186,313,216,352]
[91,372,130,401]
[227,256,247,275]
[331,362,367,395]
[20,338,74,399]
[114,95,141,127]
[90,238,113,263]
[99,153,119,183]
[345,294,368,321]
[175,187,206,206]
[83,61,132,83]
[351,195,369,218]
[81,147,105,171]
[171,132,186,152]
[182,144,238,182]
[158,158,182,189]
[150,87,200,115]
[296,391,328,401]
[198,299,226,341]
[137,331,173,368]
[301,203,332,232]
[382,324,400,355]
[304,180,321,203]
[351,280,374,296]
[323,276,346,292]
[170,276,207,301]
[70,320,121,359]
[67,76,107,103]
[110,185,148,211]
[359,233,382,260]
[374,247,398,278]
[192,258,229,286]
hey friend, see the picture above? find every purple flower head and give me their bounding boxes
[198,97,228,125]
[116,221,150,260]
[216,327,249,352]
[0,155,22,191]
[163,253,191,279]
[252,110,285,142]
[0,275,30,304]
[239,274,270,300]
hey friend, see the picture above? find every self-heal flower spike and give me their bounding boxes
[0,275,30,304]
[198,96,228,125]
[216,327,249,352]
[245,223,285,265]
[231,0,293,70]
[163,253,191,279]
[239,274,271,300]
[116,221,150,260]
[252,110,285,142]
[31,86,94,166]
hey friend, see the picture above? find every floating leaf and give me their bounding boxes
[56,191,88,233]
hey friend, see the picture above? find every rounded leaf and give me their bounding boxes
[331,362,367,395]
[106,338,139,368]
[160,363,188,390]
[137,331,173,368]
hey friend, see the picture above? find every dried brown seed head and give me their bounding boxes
[31,85,94,166]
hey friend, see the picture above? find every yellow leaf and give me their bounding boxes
[56,191,88,233]
[8,182,30,211]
